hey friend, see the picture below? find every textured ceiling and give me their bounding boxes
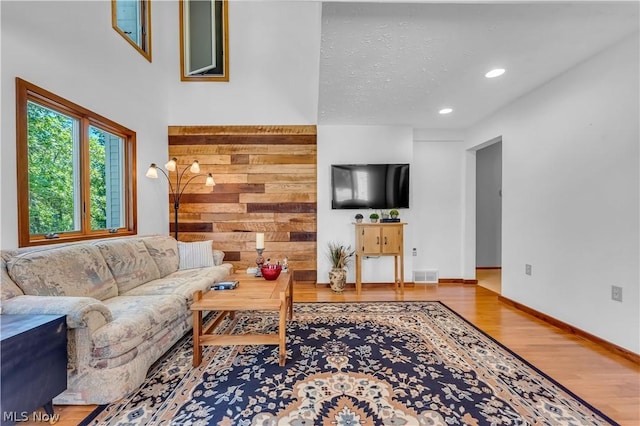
[318,2,639,129]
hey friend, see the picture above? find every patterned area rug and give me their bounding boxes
[82,302,617,425]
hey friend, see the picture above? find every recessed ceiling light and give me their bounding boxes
[485,68,506,78]
[439,108,453,115]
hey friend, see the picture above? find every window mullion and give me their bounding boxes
[80,117,92,235]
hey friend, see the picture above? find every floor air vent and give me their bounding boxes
[413,270,438,284]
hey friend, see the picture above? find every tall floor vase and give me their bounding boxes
[329,268,347,293]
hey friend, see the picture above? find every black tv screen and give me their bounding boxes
[331,164,410,209]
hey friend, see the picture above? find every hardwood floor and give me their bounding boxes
[476,267,502,294]
[27,282,639,425]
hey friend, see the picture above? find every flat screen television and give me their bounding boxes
[331,163,410,209]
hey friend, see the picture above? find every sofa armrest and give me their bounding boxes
[212,249,225,266]
[1,295,112,330]
[2,295,113,376]
[220,262,234,275]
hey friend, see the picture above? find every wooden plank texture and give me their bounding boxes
[239,193,316,203]
[169,135,317,145]
[247,203,317,213]
[169,144,316,155]
[169,125,318,279]
[168,125,317,136]
[199,334,279,346]
[170,222,213,233]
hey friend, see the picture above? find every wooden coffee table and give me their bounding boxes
[191,272,293,367]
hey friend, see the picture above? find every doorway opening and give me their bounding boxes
[475,140,502,293]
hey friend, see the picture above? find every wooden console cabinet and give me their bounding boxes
[354,222,406,294]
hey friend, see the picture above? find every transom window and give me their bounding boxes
[16,78,137,247]
[112,0,152,62]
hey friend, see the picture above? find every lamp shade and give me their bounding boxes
[164,158,177,172]
[205,173,216,187]
[145,164,158,178]
[190,160,200,173]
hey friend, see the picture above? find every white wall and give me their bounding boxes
[465,34,640,353]
[412,130,465,279]
[166,0,321,125]
[0,0,170,247]
[317,125,414,284]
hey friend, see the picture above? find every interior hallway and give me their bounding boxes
[476,267,501,294]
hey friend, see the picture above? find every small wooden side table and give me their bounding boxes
[0,314,67,425]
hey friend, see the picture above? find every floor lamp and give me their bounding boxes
[146,158,215,240]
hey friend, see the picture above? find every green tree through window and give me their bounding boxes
[27,102,78,234]
[89,126,107,230]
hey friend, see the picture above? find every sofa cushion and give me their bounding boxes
[91,295,184,364]
[94,239,161,294]
[1,254,24,304]
[0,271,24,305]
[178,240,215,270]
[6,245,118,301]
[121,264,233,303]
[141,235,179,277]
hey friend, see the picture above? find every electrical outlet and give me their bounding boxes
[412,248,417,257]
[611,285,623,302]
[525,264,532,276]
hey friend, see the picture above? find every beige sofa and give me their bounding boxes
[0,235,233,405]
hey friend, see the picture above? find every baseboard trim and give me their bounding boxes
[438,278,478,284]
[315,282,417,287]
[438,278,461,283]
[315,278,478,286]
[498,295,640,365]
[476,266,502,270]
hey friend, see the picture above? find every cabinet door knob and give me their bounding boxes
[376,236,380,245]
[384,236,388,245]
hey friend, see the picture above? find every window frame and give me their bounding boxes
[179,0,229,82]
[111,0,152,62]
[16,78,137,247]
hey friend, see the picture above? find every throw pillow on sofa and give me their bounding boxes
[94,239,161,294]
[178,241,215,270]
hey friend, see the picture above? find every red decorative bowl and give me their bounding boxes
[261,264,282,280]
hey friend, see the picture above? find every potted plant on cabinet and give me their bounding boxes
[354,213,364,223]
[389,209,399,219]
[369,213,379,223]
[327,242,355,293]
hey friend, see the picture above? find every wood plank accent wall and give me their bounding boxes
[168,125,317,281]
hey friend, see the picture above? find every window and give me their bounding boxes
[16,78,137,247]
[112,0,152,62]
[180,0,229,81]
